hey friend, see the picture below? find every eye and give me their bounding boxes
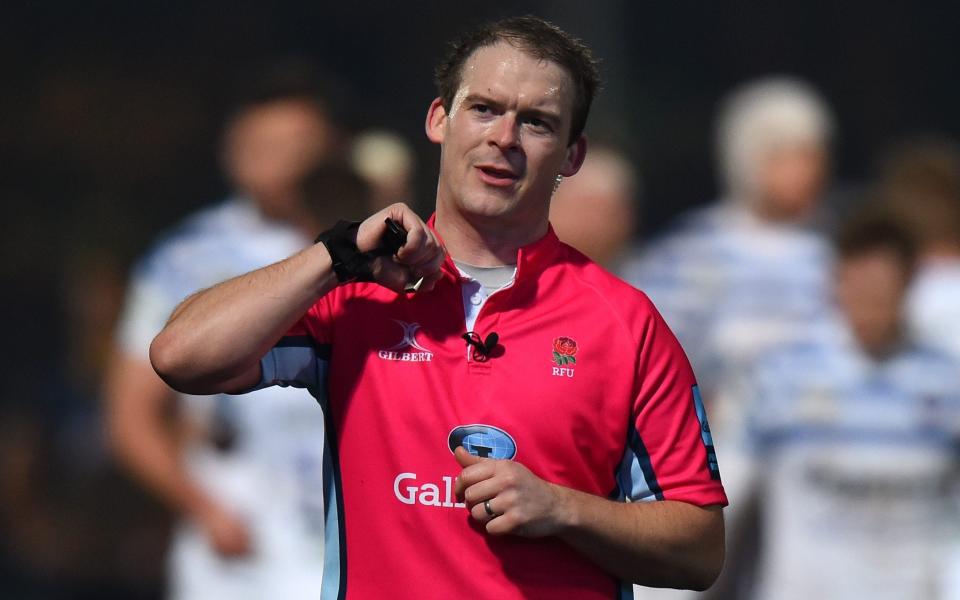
[471,104,491,114]
[522,116,553,133]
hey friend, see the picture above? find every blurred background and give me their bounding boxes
[3,1,960,598]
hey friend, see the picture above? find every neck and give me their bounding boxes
[434,203,547,267]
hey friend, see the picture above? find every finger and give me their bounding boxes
[470,498,501,523]
[461,477,502,508]
[454,445,485,468]
[370,258,414,292]
[397,227,441,267]
[484,511,516,536]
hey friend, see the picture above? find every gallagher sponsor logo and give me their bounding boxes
[392,425,518,507]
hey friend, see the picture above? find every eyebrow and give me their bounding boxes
[461,93,563,127]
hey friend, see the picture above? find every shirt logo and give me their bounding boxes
[448,424,517,459]
[551,336,577,378]
[393,424,517,508]
[378,320,434,362]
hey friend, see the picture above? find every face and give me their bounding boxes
[756,142,827,221]
[836,249,910,358]
[549,150,636,266]
[426,42,586,232]
[223,99,336,219]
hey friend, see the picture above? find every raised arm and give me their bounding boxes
[150,204,445,395]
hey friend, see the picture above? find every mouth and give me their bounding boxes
[475,165,520,187]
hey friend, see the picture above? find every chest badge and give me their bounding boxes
[551,336,578,378]
[378,319,434,362]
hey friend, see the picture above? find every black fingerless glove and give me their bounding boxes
[314,220,375,283]
[316,218,409,284]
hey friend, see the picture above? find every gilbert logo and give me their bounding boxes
[378,320,434,362]
[551,336,577,378]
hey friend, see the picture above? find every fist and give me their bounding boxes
[356,203,446,293]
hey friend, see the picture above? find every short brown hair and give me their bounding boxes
[835,210,918,274]
[434,16,601,145]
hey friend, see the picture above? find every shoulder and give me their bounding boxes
[552,241,668,339]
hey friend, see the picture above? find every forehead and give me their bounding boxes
[457,42,574,112]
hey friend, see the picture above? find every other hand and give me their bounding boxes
[356,203,446,293]
[453,446,571,538]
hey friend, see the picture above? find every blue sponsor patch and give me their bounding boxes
[448,424,517,460]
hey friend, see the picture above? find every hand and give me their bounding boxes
[195,502,253,558]
[453,446,571,538]
[356,203,446,293]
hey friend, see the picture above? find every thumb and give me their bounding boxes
[454,445,484,468]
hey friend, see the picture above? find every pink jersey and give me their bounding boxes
[258,219,727,599]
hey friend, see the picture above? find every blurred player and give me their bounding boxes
[549,142,639,269]
[622,77,835,434]
[623,78,835,600]
[733,211,960,600]
[350,129,416,211]
[876,138,960,361]
[105,65,352,600]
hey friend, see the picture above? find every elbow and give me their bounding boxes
[149,329,196,394]
[687,557,723,592]
[685,527,725,591]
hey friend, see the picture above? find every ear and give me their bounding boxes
[559,135,588,177]
[425,97,448,145]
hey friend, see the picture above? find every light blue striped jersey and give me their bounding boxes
[115,198,328,599]
[743,319,960,600]
[621,202,833,396]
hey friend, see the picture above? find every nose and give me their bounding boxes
[487,113,520,150]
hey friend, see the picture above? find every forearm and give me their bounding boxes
[151,242,336,394]
[105,354,218,520]
[555,488,725,590]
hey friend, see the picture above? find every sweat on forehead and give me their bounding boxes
[434,16,601,144]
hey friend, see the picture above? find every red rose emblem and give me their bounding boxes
[552,337,578,366]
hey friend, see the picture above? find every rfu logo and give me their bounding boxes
[378,320,434,362]
[551,336,578,378]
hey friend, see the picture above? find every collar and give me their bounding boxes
[427,213,562,285]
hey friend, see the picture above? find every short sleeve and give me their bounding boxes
[616,304,728,507]
[256,299,334,393]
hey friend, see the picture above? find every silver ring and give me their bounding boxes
[484,499,497,518]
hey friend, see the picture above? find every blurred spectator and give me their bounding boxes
[549,142,639,269]
[732,211,960,600]
[104,63,354,600]
[350,129,416,211]
[622,77,835,430]
[624,77,835,600]
[876,137,960,360]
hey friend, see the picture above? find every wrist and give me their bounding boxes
[549,483,582,536]
[315,220,375,284]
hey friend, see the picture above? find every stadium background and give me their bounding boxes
[2,1,959,597]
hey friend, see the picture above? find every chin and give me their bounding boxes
[459,191,519,219]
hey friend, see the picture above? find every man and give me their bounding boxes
[733,212,960,599]
[875,137,960,361]
[105,66,347,599]
[621,77,835,438]
[150,17,727,599]
[549,142,639,269]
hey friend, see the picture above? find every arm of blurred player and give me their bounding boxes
[104,350,251,557]
[454,447,724,591]
[150,203,445,395]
